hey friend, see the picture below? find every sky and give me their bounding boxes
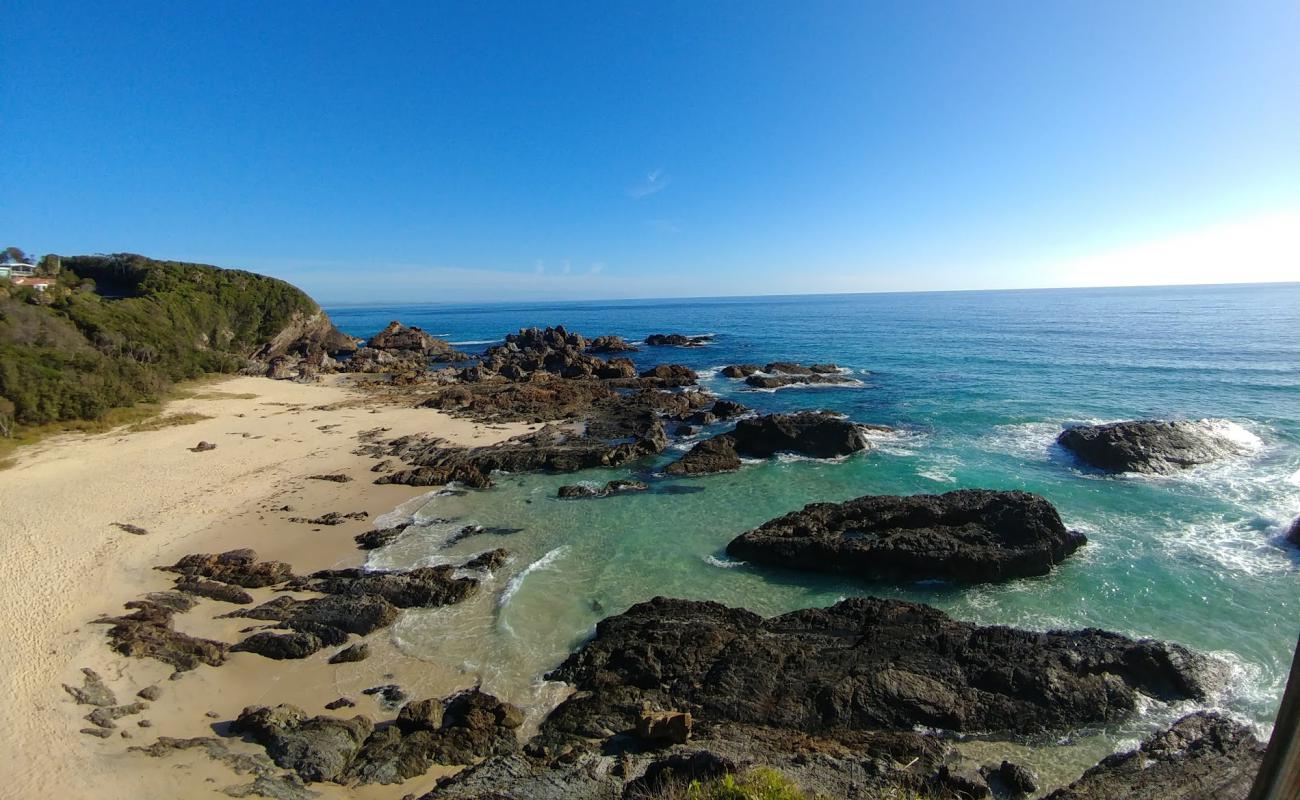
[2,1,1298,303]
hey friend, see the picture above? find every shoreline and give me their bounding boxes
[0,375,541,799]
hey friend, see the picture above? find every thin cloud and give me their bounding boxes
[588,262,605,274]
[627,168,670,199]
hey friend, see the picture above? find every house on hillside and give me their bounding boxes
[11,276,53,291]
[0,257,35,278]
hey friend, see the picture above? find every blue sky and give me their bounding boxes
[3,1,1298,303]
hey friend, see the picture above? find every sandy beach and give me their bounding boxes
[0,375,540,800]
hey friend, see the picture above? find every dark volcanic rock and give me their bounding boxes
[96,600,227,671]
[1044,712,1263,800]
[709,399,749,419]
[731,411,868,458]
[290,565,478,609]
[1057,419,1252,474]
[162,549,293,588]
[175,578,255,604]
[1288,516,1300,547]
[354,525,407,550]
[328,643,370,664]
[982,760,1038,796]
[727,489,1087,583]
[637,364,699,387]
[422,689,524,764]
[586,335,639,353]
[645,333,712,347]
[461,548,510,571]
[228,593,400,638]
[233,704,374,783]
[557,479,649,499]
[232,631,325,660]
[545,597,1214,742]
[623,751,736,798]
[664,435,742,476]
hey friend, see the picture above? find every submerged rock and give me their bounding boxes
[63,668,117,707]
[1057,419,1253,474]
[1044,712,1263,800]
[557,479,649,499]
[644,333,712,347]
[544,596,1214,742]
[726,489,1087,583]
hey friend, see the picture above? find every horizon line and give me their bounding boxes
[316,278,1300,310]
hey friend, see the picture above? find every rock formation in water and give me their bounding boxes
[664,411,871,475]
[1043,712,1263,800]
[1057,419,1252,474]
[557,479,649,499]
[727,489,1087,583]
[644,333,713,347]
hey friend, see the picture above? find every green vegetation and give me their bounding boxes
[123,411,213,433]
[0,253,325,430]
[638,769,931,800]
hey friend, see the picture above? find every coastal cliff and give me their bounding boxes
[0,253,352,428]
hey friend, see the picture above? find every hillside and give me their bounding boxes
[0,253,353,428]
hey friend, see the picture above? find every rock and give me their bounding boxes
[63,668,117,707]
[143,591,198,613]
[557,479,650,499]
[587,335,638,353]
[325,698,355,710]
[191,441,217,452]
[727,489,1087,583]
[222,774,320,800]
[366,321,458,357]
[307,473,352,483]
[421,689,523,764]
[1289,516,1300,547]
[162,549,294,588]
[354,525,406,550]
[545,596,1215,743]
[720,364,760,378]
[233,704,374,783]
[594,358,637,379]
[289,566,478,609]
[981,760,1038,796]
[710,399,748,419]
[644,333,712,347]
[363,684,409,710]
[137,685,161,701]
[396,698,445,734]
[623,751,736,798]
[289,510,368,525]
[462,548,510,571]
[175,578,255,604]
[928,764,990,798]
[81,727,114,738]
[138,719,153,727]
[731,412,868,458]
[230,593,400,638]
[674,424,701,437]
[96,600,228,671]
[744,372,855,389]
[112,522,149,535]
[664,435,742,475]
[1044,712,1263,800]
[637,364,698,386]
[85,701,147,729]
[328,643,370,664]
[636,708,692,744]
[232,631,325,660]
[1057,419,1253,474]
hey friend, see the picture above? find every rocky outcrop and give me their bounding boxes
[732,411,868,458]
[664,436,742,475]
[586,335,638,353]
[160,549,294,588]
[354,525,407,550]
[544,597,1213,743]
[1057,419,1253,474]
[328,643,370,664]
[287,565,480,609]
[232,691,523,786]
[225,594,399,639]
[1288,516,1300,547]
[645,333,712,347]
[175,578,254,604]
[63,668,117,707]
[95,599,227,671]
[342,322,468,373]
[557,479,649,499]
[231,631,325,660]
[1044,712,1263,800]
[366,321,455,357]
[720,362,855,389]
[637,364,698,387]
[726,490,1087,583]
[376,423,667,489]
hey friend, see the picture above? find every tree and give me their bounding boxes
[0,397,15,438]
[3,246,29,264]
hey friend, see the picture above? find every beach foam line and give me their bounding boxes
[704,554,747,569]
[449,339,501,346]
[498,546,569,614]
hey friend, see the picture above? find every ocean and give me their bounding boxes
[326,283,1300,774]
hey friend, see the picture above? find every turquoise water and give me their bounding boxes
[328,284,1300,745]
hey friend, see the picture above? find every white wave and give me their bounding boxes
[863,427,929,457]
[978,420,1064,461]
[372,488,442,529]
[918,468,956,483]
[704,554,747,568]
[449,339,500,346]
[1199,419,1264,452]
[1160,516,1296,576]
[498,546,569,614]
[741,378,867,393]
